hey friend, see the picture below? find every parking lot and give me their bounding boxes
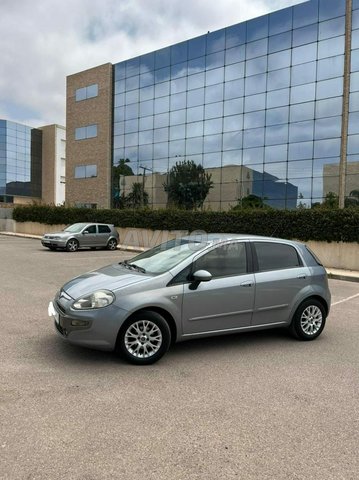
[1,235,358,480]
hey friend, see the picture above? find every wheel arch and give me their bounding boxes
[293,295,329,319]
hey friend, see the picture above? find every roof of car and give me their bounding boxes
[182,233,302,245]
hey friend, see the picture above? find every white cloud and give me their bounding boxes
[0,0,302,127]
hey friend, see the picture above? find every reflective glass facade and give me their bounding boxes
[0,120,42,202]
[112,0,358,210]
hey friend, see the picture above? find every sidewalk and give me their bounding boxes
[1,231,358,283]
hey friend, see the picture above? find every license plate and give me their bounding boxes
[48,301,59,324]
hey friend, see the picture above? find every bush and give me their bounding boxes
[12,205,359,243]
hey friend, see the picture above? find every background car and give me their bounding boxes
[41,223,119,252]
[49,234,331,364]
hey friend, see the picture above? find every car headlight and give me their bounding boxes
[52,236,61,240]
[72,290,115,310]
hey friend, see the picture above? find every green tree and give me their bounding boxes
[163,160,213,210]
[124,182,149,208]
[231,194,271,210]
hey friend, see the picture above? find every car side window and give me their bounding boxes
[98,225,111,233]
[86,225,97,234]
[253,242,301,272]
[193,242,247,278]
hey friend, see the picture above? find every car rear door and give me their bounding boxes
[97,225,111,247]
[181,241,255,335]
[250,241,310,326]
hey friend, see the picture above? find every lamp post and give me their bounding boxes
[139,165,153,207]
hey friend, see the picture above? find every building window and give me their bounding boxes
[74,202,97,209]
[75,84,98,101]
[75,124,98,140]
[74,164,97,178]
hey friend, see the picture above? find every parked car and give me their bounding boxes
[41,223,119,252]
[48,234,331,365]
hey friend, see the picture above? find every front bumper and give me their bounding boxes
[48,293,128,351]
[42,239,67,248]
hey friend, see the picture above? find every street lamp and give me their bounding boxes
[139,165,153,206]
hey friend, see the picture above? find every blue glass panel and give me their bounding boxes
[224,78,244,100]
[293,0,319,29]
[225,45,245,65]
[170,41,188,65]
[267,88,289,108]
[125,119,138,134]
[186,137,203,155]
[75,87,86,101]
[266,106,289,126]
[204,118,223,135]
[154,112,169,129]
[206,67,224,86]
[140,85,154,101]
[154,96,169,114]
[349,112,359,134]
[140,52,155,73]
[314,138,341,157]
[291,83,316,104]
[268,50,291,71]
[155,47,171,69]
[263,162,287,180]
[316,77,343,99]
[206,51,225,70]
[188,72,205,90]
[350,71,359,92]
[288,160,313,178]
[242,147,264,164]
[316,97,343,118]
[140,100,153,116]
[171,76,187,93]
[153,142,168,159]
[169,139,185,156]
[188,56,205,73]
[223,132,242,150]
[290,102,315,122]
[204,133,222,153]
[244,110,265,129]
[186,106,204,122]
[207,30,225,54]
[124,133,138,147]
[317,56,344,80]
[115,93,125,107]
[267,68,290,91]
[225,62,245,81]
[265,124,288,146]
[155,81,170,98]
[125,75,139,91]
[289,120,314,142]
[268,31,292,54]
[353,9,359,30]
[347,134,359,154]
[188,35,208,64]
[247,56,268,76]
[140,72,154,88]
[247,15,268,42]
[292,43,317,66]
[352,49,359,72]
[289,141,313,160]
[171,61,188,79]
[319,0,345,22]
[225,23,246,48]
[243,127,264,148]
[139,130,153,145]
[155,67,170,83]
[264,144,287,163]
[154,128,168,143]
[170,124,186,141]
[205,83,224,103]
[269,8,293,35]
[125,89,139,104]
[319,16,345,40]
[114,62,126,80]
[246,38,268,59]
[318,36,345,59]
[170,92,186,111]
[223,114,243,132]
[114,80,125,94]
[187,88,204,107]
[244,93,265,112]
[349,91,359,111]
[293,24,318,48]
[245,73,266,95]
[126,57,140,77]
[315,116,342,139]
[224,97,244,116]
[205,101,223,119]
[114,122,124,136]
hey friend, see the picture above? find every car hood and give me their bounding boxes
[43,231,69,238]
[62,263,151,299]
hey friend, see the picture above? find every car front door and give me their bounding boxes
[251,241,310,326]
[181,242,255,336]
[80,224,97,247]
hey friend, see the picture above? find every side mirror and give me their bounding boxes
[83,230,89,235]
[192,270,212,282]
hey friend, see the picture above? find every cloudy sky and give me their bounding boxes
[0,0,303,128]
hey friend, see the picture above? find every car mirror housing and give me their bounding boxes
[192,270,212,283]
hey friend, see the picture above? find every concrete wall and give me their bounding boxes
[1,220,358,271]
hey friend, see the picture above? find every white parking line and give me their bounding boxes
[332,293,359,306]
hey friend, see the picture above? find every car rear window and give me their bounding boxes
[254,242,302,271]
[99,225,111,233]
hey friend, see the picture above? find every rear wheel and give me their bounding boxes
[290,299,326,341]
[116,311,171,365]
[66,238,79,252]
[107,238,118,250]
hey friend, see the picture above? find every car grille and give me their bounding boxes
[56,301,66,315]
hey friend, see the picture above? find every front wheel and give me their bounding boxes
[107,238,118,250]
[116,311,171,365]
[290,299,326,341]
[66,238,79,252]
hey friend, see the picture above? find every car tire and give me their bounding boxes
[290,299,326,341]
[107,238,118,250]
[116,311,171,365]
[66,238,79,252]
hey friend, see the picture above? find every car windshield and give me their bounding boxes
[125,239,208,274]
[64,223,88,233]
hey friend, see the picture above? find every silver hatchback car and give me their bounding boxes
[49,234,331,365]
[41,223,119,252]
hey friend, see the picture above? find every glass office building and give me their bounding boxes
[0,120,42,203]
[68,0,359,210]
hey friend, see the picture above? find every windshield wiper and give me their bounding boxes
[119,261,146,273]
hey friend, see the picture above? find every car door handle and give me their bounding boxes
[240,281,253,287]
[297,274,306,279]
